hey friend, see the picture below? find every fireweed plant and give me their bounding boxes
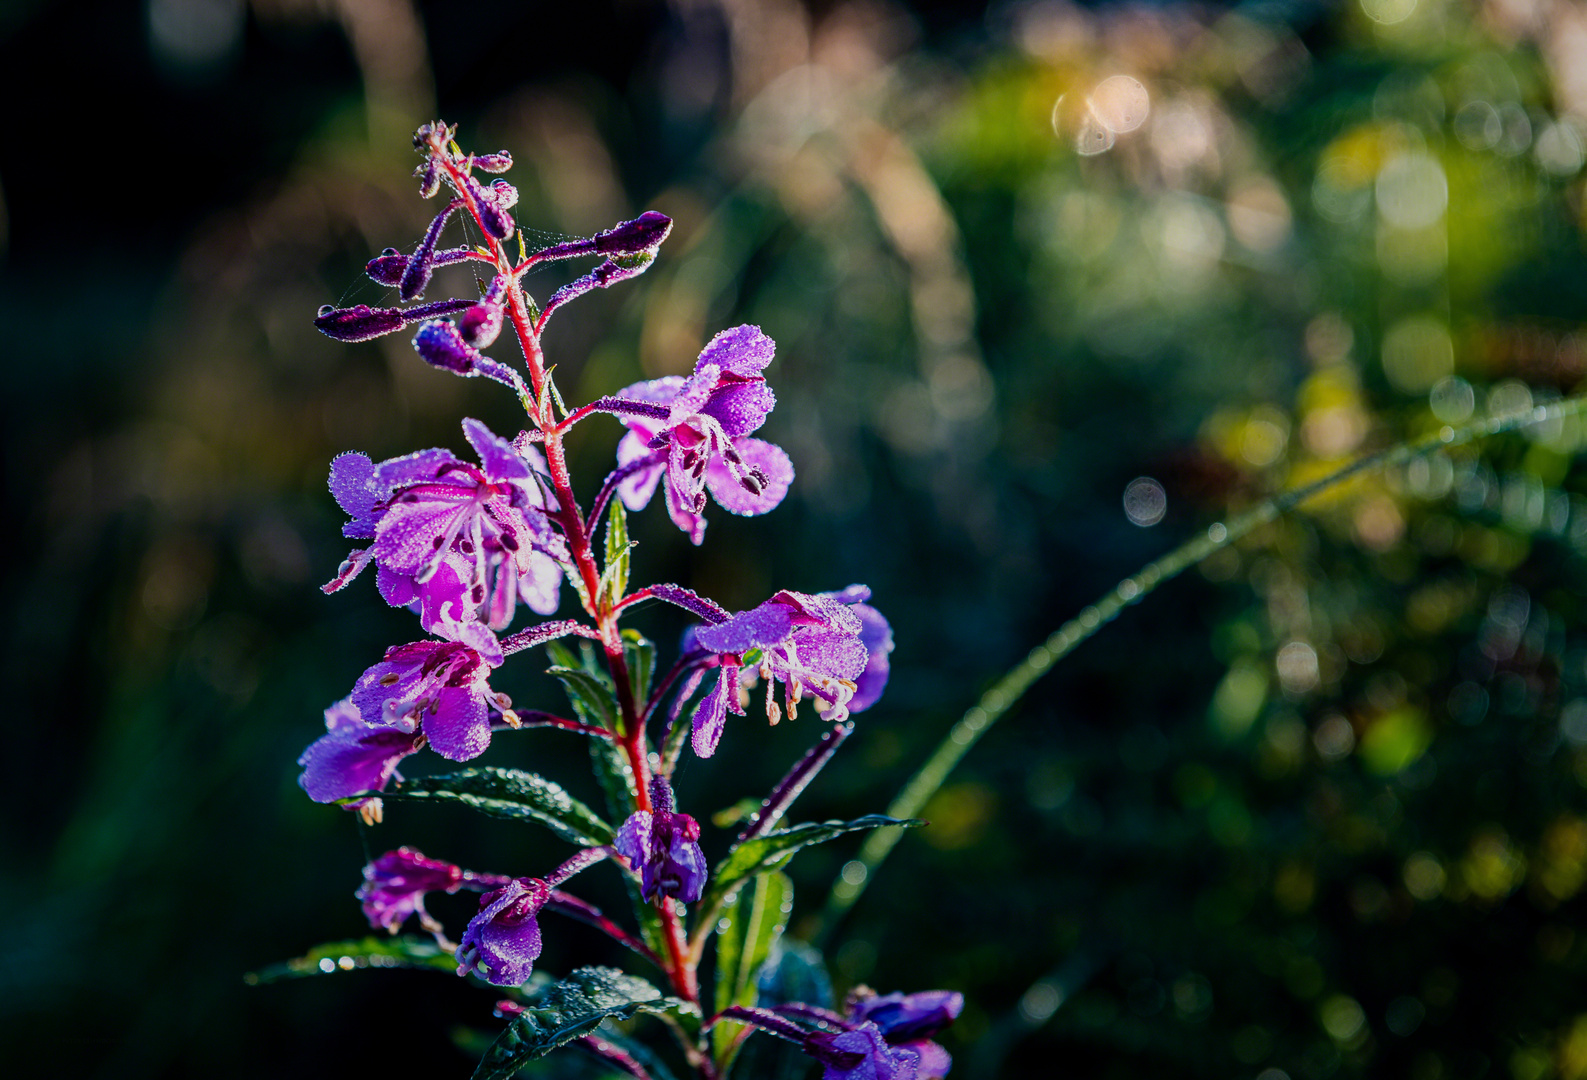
[284,122,960,1080]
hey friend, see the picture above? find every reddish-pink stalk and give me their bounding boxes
[436,147,703,1019]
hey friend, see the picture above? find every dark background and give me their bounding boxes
[6,0,1587,1077]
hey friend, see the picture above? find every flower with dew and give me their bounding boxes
[613,325,793,544]
[456,876,550,986]
[324,418,564,632]
[357,847,464,934]
[296,698,423,820]
[689,588,888,757]
[613,778,708,903]
[804,1022,924,1080]
[348,637,506,762]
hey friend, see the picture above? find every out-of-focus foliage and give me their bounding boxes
[7,0,1587,1078]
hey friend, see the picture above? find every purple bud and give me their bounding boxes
[458,275,509,348]
[315,303,406,342]
[416,159,441,199]
[594,211,673,255]
[461,175,514,241]
[488,179,519,209]
[366,247,407,286]
[413,320,480,373]
[401,200,464,301]
[473,151,513,173]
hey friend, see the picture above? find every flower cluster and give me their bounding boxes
[292,122,952,1079]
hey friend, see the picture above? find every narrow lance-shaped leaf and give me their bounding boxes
[549,666,618,731]
[713,871,794,1068]
[471,966,686,1080]
[379,767,614,847]
[696,817,923,935]
[599,498,631,608]
[245,936,455,985]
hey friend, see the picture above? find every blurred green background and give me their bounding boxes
[6,0,1587,1076]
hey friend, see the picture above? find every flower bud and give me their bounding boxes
[365,247,406,286]
[460,175,514,240]
[594,211,673,255]
[473,151,513,173]
[315,303,406,342]
[415,159,441,199]
[413,320,480,374]
[488,179,518,210]
[458,275,509,348]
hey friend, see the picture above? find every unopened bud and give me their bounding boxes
[315,304,406,342]
[415,159,441,199]
[488,179,519,210]
[461,175,514,240]
[459,302,503,348]
[474,151,513,173]
[413,320,479,374]
[366,247,406,285]
[594,211,673,255]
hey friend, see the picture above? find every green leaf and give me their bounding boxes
[550,665,618,731]
[245,936,455,985]
[381,767,614,847]
[600,499,631,607]
[588,739,667,959]
[713,872,793,1067]
[471,966,686,1080]
[622,629,656,706]
[698,817,922,928]
[727,941,832,1080]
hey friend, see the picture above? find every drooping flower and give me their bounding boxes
[803,1022,921,1080]
[612,325,793,544]
[348,638,503,761]
[846,989,962,1079]
[456,877,549,986]
[613,778,708,903]
[689,588,874,757]
[357,847,464,934]
[296,698,423,817]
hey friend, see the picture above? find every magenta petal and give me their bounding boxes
[702,380,776,438]
[297,724,421,803]
[847,603,893,713]
[616,429,666,511]
[696,601,795,654]
[691,668,735,758]
[424,685,491,761]
[462,418,533,485]
[329,452,381,538]
[373,446,461,489]
[457,878,548,986]
[614,810,652,868]
[374,498,473,574]
[705,438,793,516]
[518,550,563,616]
[696,324,775,377]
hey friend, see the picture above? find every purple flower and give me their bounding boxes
[325,420,565,632]
[613,779,708,903]
[820,586,894,713]
[456,877,549,986]
[843,989,961,1079]
[690,589,873,757]
[349,638,503,761]
[804,1023,921,1080]
[297,698,423,815]
[612,325,793,544]
[357,847,464,934]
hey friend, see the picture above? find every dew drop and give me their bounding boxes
[318,304,335,317]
